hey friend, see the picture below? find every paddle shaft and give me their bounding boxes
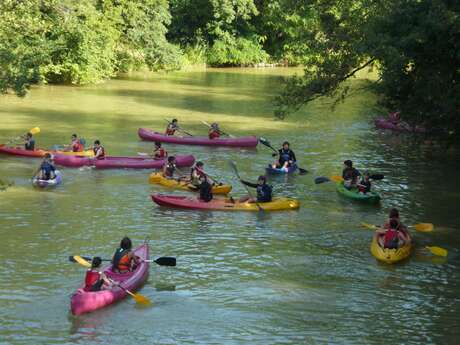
[229,161,264,211]
[260,138,307,174]
[69,256,176,266]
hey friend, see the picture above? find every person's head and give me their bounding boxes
[196,161,204,168]
[257,175,267,185]
[168,156,176,164]
[26,132,32,139]
[91,256,102,269]
[71,134,77,140]
[211,122,218,129]
[44,153,52,162]
[172,119,178,124]
[389,208,399,219]
[94,140,101,147]
[389,219,399,229]
[282,141,290,149]
[344,160,353,168]
[120,237,132,250]
[154,142,161,149]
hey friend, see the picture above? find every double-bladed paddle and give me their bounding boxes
[314,174,385,184]
[200,120,235,138]
[6,126,41,145]
[69,255,176,266]
[259,137,308,175]
[229,160,264,212]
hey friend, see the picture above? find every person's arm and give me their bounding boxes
[240,180,257,188]
[291,150,297,162]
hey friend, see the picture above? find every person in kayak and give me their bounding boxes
[112,237,140,273]
[93,140,105,159]
[24,132,35,151]
[357,172,371,194]
[198,174,213,202]
[65,134,84,152]
[35,153,56,180]
[190,161,207,187]
[272,141,296,170]
[240,175,273,203]
[388,111,401,124]
[84,257,112,292]
[153,142,167,159]
[376,219,408,249]
[208,123,221,139]
[162,156,186,180]
[342,160,361,189]
[383,208,410,238]
[165,119,179,135]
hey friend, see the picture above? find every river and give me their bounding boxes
[0,68,459,344]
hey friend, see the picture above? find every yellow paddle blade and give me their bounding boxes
[132,292,151,305]
[426,246,448,257]
[30,127,40,135]
[361,222,378,230]
[74,255,92,268]
[414,223,434,232]
[330,175,343,182]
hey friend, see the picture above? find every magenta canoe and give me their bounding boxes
[70,244,149,316]
[53,154,195,169]
[138,128,259,147]
[374,118,426,133]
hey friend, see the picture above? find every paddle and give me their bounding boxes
[425,246,448,257]
[228,160,264,212]
[69,255,176,266]
[200,120,235,138]
[314,174,385,184]
[361,222,434,233]
[6,126,41,145]
[71,256,151,305]
[164,119,194,136]
[259,137,308,175]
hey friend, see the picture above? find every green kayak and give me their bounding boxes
[336,182,381,203]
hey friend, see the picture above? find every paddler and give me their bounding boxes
[198,174,213,202]
[165,119,179,136]
[388,111,401,124]
[240,175,273,203]
[112,237,140,273]
[93,140,105,159]
[272,141,297,170]
[153,142,167,159]
[83,257,112,292]
[357,172,372,194]
[162,156,186,180]
[35,153,56,180]
[190,161,207,187]
[383,208,410,238]
[376,219,408,249]
[65,134,84,152]
[208,123,221,139]
[23,132,35,151]
[342,160,361,189]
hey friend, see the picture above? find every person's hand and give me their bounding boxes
[271,153,277,157]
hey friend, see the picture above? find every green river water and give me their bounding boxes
[0,68,459,345]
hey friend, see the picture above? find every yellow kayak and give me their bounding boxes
[370,233,413,264]
[57,149,94,157]
[148,173,232,195]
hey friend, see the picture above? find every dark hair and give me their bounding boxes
[26,132,32,137]
[94,140,101,145]
[120,237,132,250]
[258,175,267,182]
[282,141,290,146]
[168,156,176,163]
[44,153,52,159]
[389,219,399,229]
[196,161,204,167]
[91,256,102,268]
[72,134,77,138]
[154,142,161,147]
[344,160,353,167]
[172,119,178,123]
[389,208,399,219]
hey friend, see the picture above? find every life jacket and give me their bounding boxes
[112,248,131,272]
[190,167,206,179]
[383,229,399,249]
[279,149,292,164]
[199,180,213,202]
[72,140,84,152]
[256,184,272,202]
[84,270,101,291]
[154,147,167,159]
[209,130,220,139]
[25,139,35,151]
[164,163,176,177]
[165,125,176,136]
[93,146,105,159]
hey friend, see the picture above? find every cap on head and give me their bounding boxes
[344,160,353,167]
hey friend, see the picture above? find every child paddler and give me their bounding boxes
[240,175,273,203]
[84,257,112,292]
[165,119,179,135]
[112,237,140,273]
[272,141,297,170]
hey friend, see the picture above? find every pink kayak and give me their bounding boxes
[374,118,426,133]
[53,154,195,169]
[138,128,259,147]
[70,244,149,315]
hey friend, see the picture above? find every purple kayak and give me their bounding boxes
[70,244,149,315]
[374,118,426,133]
[53,154,195,169]
[138,128,259,147]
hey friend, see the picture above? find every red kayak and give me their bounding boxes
[70,244,149,315]
[138,128,259,147]
[374,118,426,133]
[53,154,195,169]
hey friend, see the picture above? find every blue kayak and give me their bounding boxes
[265,163,298,175]
[32,170,62,188]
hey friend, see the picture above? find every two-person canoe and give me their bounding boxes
[370,233,413,264]
[336,182,381,204]
[70,244,149,315]
[374,118,426,133]
[138,128,259,147]
[148,173,232,194]
[0,145,94,157]
[265,163,298,175]
[151,194,300,211]
[53,154,195,169]
[32,170,62,188]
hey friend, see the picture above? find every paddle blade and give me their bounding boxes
[370,174,384,180]
[426,246,448,257]
[30,127,40,135]
[314,176,330,184]
[132,293,151,305]
[259,137,270,146]
[154,257,176,266]
[361,222,378,230]
[73,255,91,268]
[298,167,308,175]
[330,175,343,182]
[414,223,434,232]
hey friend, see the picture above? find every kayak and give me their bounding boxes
[374,118,426,133]
[151,194,300,211]
[336,182,381,204]
[148,173,232,194]
[138,128,259,147]
[70,243,149,315]
[32,170,62,188]
[265,163,297,175]
[0,145,94,157]
[53,154,195,169]
[370,233,413,264]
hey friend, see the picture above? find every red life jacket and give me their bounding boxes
[383,229,399,248]
[93,146,105,159]
[209,130,220,139]
[84,270,101,291]
[165,125,176,136]
[154,147,167,159]
[72,140,84,152]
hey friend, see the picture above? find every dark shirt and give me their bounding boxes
[241,180,273,202]
[25,138,35,151]
[199,180,213,202]
[342,167,360,182]
[278,149,296,166]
